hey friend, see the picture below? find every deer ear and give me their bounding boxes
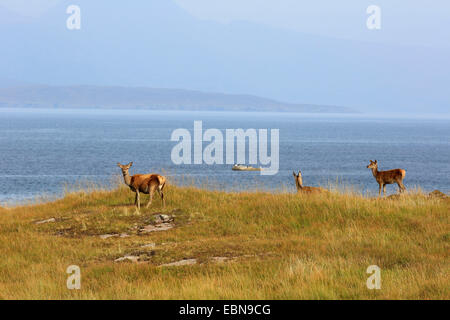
[374,160,377,164]
[128,162,133,167]
[292,171,296,177]
[117,163,122,167]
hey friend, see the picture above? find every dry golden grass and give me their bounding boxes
[0,184,448,300]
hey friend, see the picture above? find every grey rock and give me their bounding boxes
[114,255,139,263]
[99,233,119,239]
[155,214,172,224]
[160,259,197,267]
[139,222,174,233]
[211,257,231,263]
[140,243,156,248]
[34,218,56,225]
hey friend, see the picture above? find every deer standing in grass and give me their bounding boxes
[293,170,327,194]
[366,160,406,197]
[117,162,166,210]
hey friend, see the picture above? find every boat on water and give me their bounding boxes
[232,164,262,171]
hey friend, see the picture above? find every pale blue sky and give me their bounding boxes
[1,0,449,47]
[0,0,59,16]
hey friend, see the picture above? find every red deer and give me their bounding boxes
[293,170,327,194]
[117,162,166,210]
[366,160,406,197]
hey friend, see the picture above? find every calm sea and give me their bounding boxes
[0,108,449,204]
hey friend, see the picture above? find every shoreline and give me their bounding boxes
[2,107,450,120]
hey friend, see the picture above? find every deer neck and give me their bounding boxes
[122,171,132,186]
[296,178,303,191]
[371,167,379,179]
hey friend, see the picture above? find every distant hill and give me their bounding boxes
[0,85,355,113]
[0,78,31,88]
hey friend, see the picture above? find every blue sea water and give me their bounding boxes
[0,108,449,204]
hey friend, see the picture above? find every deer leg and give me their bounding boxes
[398,181,406,193]
[378,184,382,197]
[146,187,155,209]
[157,188,165,208]
[161,183,166,208]
[134,192,138,205]
[383,184,386,196]
[136,191,141,210]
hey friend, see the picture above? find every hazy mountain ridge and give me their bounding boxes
[0,85,355,113]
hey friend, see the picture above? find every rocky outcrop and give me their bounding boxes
[138,213,175,234]
[429,190,448,199]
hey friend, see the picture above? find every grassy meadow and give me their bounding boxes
[0,183,448,300]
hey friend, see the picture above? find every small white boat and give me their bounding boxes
[232,164,262,171]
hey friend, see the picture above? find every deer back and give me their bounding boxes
[130,174,164,193]
[299,186,326,194]
[376,169,406,184]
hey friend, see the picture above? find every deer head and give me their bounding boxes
[117,162,133,175]
[367,160,378,169]
[293,170,303,190]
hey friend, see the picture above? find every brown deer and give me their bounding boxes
[117,162,166,210]
[293,170,327,194]
[366,160,406,197]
